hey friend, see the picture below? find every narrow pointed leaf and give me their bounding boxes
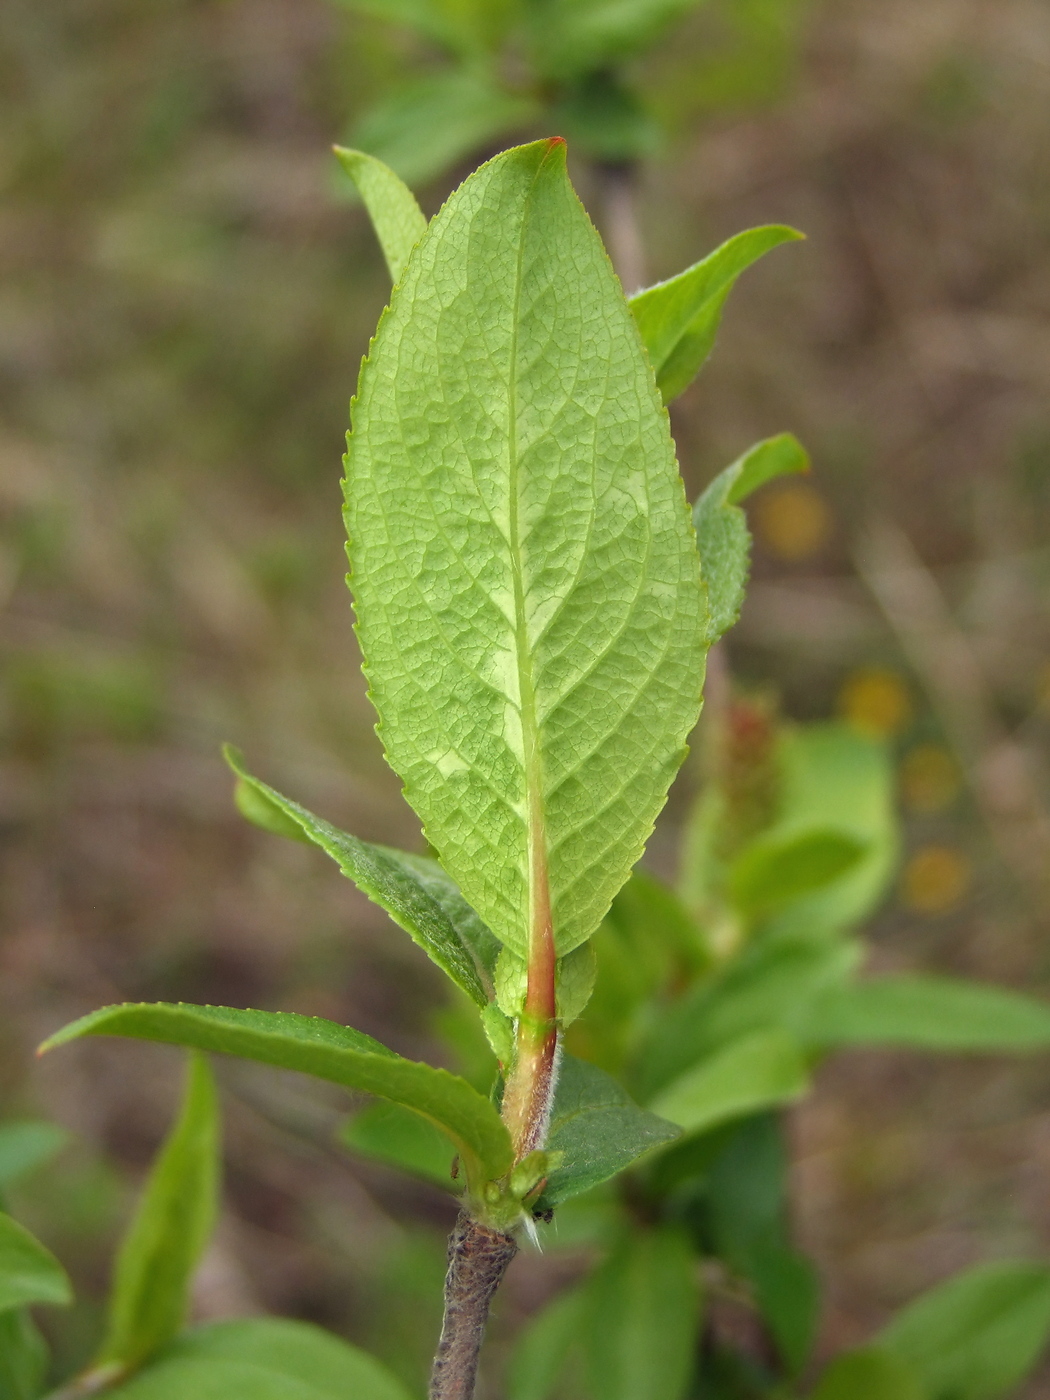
[630,227,803,404]
[538,1054,679,1206]
[728,828,868,918]
[333,148,427,284]
[802,976,1050,1053]
[225,747,493,1003]
[0,1310,49,1400]
[345,139,706,963]
[99,1053,219,1368]
[810,1349,928,1400]
[0,1213,71,1313]
[40,1003,512,1184]
[0,1122,69,1191]
[650,1029,809,1139]
[693,433,810,643]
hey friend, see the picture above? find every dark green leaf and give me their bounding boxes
[99,1053,219,1369]
[550,72,659,167]
[583,1227,699,1400]
[803,976,1050,1053]
[340,1101,457,1189]
[879,1260,1050,1400]
[40,1002,512,1187]
[539,1055,679,1206]
[692,433,810,643]
[631,230,803,405]
[809,1348,928,1400]
[349,71,536,185]
[649,1030,809,1139]
[332,148,427,284]
[0,1310,49,1400]
[507,1287,586,1400]
[108,1318,413,1400]
[225,747,494,1003]
[0,1213,71,1313]
[0,1123,69,1192]
[728,828,868,918]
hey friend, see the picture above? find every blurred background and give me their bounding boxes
[3,0,1050,1390]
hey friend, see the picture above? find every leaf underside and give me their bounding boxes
[345,138,706,961]
[333,147,428,283]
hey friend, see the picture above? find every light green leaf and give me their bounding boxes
[332,148,427,284]
[692,433,810,643]
[528,0,701,78]
[108,1318,413,1400]
[728,828,868,918]
[0,1122,69,1191]
[40,1002,512,1187]
[630,228,803,404]
[331,0,519,56]
[507,1287,587,1400]
[539,1054,679,1206]
[0,1309,49,1400]
[810,1348,928,1400]
[350,71,536,185]
[879,1260,1050,1400]
[0,1213,71,1313]
[583,1226,699,1400]
[225,747,494,1004]
[99,1053,219,1369]
[345,139,707,965]
[649,1030,809,1139]
[803,976,1050,1053]
[495,944,597,1024]
[340,1101,457,1189]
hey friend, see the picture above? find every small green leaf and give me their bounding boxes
[539,1054,679,1206]
[332,148,427,284]
[40,1002,512,1187]
[340,1101,457,1189]
[99,1053,219,1369]
[0,1122,69,1191]
[728,828,868,918]
[232,777,311,845]
[331,0,518,57]
[649,1030,809,1139]
[809,1348,928,1400]
[528,0,700,78]
[507,1287,587,1400]
[630,229,803,404]
[692,433,810,643]
[0,1213,71,1313]
[349,71,536,185]
[0,1309,49,1400]
[225,747,493,1005]
[346,139,707,964]
[107,1317,413,1400]
[803,976,1050,1053]
[879,1260,1050,1400]
[550,71,659,167]
[582,1226,699,1400]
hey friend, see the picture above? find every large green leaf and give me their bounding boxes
[630,228,803,404]
[692,433,809,644]
[538,1054,679,1206]
[507,1287,587,1400]
[340,1101,457,1189]
[727,828,867,919]
[649,1029,809,1139]
[0,1122,69,1192]
[809,1349,928,1400]
[803,976,1050,1053]
[0,1213,71,1313]
[878,1260,1050,1400]
[333,148,427,284]
[350,71,536,185]
[108,1318,413,1400]
[582,1226,699,1400]
[40,1003,512,1186]
[98,1053,219,1369]
[0,1310,49,1400]
[225,747,495,1003]
[345,139,707,963]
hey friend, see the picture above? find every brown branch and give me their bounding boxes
[428,1212,518,1400]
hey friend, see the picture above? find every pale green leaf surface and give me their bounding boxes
[802,976,1050,1053]
[0,1213,71,1314]
[99,1053,219,1368]
[340,1101,457,1189]
[692,433,809,643]
[728,828,867,918]
[630,228,803,404]
[539,1054,679,1206]
[879,1260,1050,1400]
[350,71,536,185]
[332,148,427,284]
[583,1227,698,1400]
[0,1123,69,1191]
[40,1002,512,1184]
[809,1349,928,1400]
[345,139,707,962]
[649,1029,809,1139]
[507,1287,587,1400]
[0,1310,49,1400]
[225,747,492,1004]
